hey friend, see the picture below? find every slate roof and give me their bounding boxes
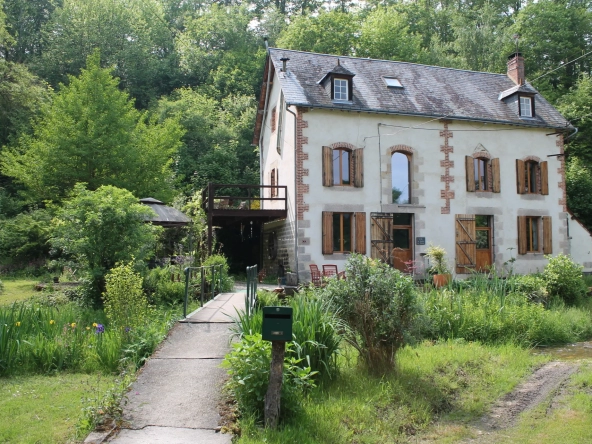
[139,198,191,227]
[266,48,572,130]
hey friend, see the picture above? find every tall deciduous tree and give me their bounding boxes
[1,51,184,203]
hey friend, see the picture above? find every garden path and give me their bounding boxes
[89,283,277,444]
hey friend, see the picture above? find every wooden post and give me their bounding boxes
[264,341,286,429]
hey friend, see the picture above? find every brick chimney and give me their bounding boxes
[507,52,525,85]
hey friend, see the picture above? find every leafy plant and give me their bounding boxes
[323,254,418,374]
[512,274,549,306]
[425,244,451,275]
[542,254,587,305]
[222,333,316,421]
[103,261,150,331]
[143,266,186,305]
[203,254,234,292]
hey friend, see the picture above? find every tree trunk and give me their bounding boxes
[264,341,285,429]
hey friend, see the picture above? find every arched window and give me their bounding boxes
[525,160,538,194]
[333,148,351,186]
[391,152,410,204]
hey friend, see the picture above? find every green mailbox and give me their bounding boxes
[262,306,293,342]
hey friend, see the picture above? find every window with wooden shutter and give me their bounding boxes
[492,158,501,193]
[353,149,364,188]
[516,159,525,194]
[322,212,333,254]
[322,146,333,187]
[543,216,552,254]
[541,161,549,195]
[455,214,477,273]
[466,156,476,192]
[354,212,366,254]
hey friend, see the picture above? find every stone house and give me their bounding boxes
[253,48,592,281]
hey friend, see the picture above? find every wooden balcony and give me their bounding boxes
[202,183,288,253]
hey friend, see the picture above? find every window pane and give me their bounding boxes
[476,229,489,249]
[342,214,352,252]
[393,229,410,249]
[391,152,410,204]
[393,213,412,225]
[333,213,341,251]
[333,150,340,185]
[474,158,479,190]
[342,150,350,184]
[475,215,489,227]
[334,79,348,101]
[531,218,538,251]
[520,97,532,117]
[527,162,537,193]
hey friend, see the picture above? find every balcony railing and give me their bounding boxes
[202,183,287,213]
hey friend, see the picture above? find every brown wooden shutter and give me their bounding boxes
[492,158,501,193]
[322,146,333,187]
[540,161,549,195]
[466,156,475,192]
[517,216,527,254]
[322,212,333,254]
[354,212,366,254]
[455,214,476,273]
[353,148,364,188]
[543,216,552,254]
[516,159,525,194]
[370,214,393,262]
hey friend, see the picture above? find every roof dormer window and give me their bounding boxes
[519,96,533,118]
[384,77,403,88]
[333,78,348,101]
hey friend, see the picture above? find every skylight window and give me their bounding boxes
[384,77,403,88]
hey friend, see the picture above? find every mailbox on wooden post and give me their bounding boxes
[262,307,292,341]
[262,306,292,429]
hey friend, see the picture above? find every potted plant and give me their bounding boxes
[425,244,452,287]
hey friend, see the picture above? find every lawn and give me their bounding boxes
[0,373,118,443]
[0,278,39,305]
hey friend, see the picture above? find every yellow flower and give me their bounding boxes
[92,323,98,327]
[15,321,21,327]
[49,320,55,325]
[71,322,76,328]
[86,326,90,330]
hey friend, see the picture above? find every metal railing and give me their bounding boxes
[245,264,258,317]
[202,183,287,212]
[183,264,224,317]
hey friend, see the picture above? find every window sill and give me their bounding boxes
[332,100,353,105]
[327,186,360,191]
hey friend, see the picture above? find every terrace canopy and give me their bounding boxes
[140,198,191,228]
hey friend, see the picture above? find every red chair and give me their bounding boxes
[323,264,338,278]
[309,264,322,287]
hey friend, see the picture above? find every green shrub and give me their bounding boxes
[203,254,234,292]
[512,274,549,306]
[143,266,185,305]
[0,279,3,294]
[542,254,587,305]
[103,262,150,331]
[222,333,316,421]
[323,254,418,374]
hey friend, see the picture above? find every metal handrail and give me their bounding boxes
[245,264,258,317]
[202,183,288,212]
[183,264,224,317]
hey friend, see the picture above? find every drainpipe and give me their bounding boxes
[286,106,299,284]
[258,52,273,194]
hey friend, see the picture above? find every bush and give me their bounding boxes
[511,274,549,306]
[203,254,234,292]
[0,279,3,294]
[222,333,316,421]
[143,266,185,305]
[323,254,418,374]
[103,262,150,331]
[542,254,587,305]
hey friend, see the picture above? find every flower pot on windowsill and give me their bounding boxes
[433,274,451,288]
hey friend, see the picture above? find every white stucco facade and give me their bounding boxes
[257,59,592,282]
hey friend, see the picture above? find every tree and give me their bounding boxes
[565,158,592,232]
[558,74,592,163]
[50,184,161,305]
[2,51,184,203]
[276,10,359,56]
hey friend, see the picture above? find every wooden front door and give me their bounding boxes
[455,214,477,274]
[392,213,413,272]
[475,215,492,271]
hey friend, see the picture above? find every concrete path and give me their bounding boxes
[101,289,252,444]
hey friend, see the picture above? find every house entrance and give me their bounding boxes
[370,213,413,272]
[455,214,492,273]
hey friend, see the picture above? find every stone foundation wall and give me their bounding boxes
[262,219,295,278]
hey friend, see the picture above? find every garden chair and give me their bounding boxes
[323,264,338,278]
[309,264,322,287]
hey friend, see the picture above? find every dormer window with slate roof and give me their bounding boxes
[519,95,534,118]
[318,59,355,103]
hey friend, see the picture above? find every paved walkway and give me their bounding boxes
[93,286,267,444]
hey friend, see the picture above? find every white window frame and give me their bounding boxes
[519,96,532,117]
[334,78,348,102]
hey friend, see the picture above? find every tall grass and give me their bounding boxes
[0,301,178,376]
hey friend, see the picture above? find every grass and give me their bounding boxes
[0,372,118,443]
[234,340,547,443]
[0,278,39,305]
[496,360,592,444]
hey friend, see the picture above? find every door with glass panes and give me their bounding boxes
[475,215,492,271]
[392,214,413,272]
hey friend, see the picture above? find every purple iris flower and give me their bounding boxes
[95,324,105,334]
